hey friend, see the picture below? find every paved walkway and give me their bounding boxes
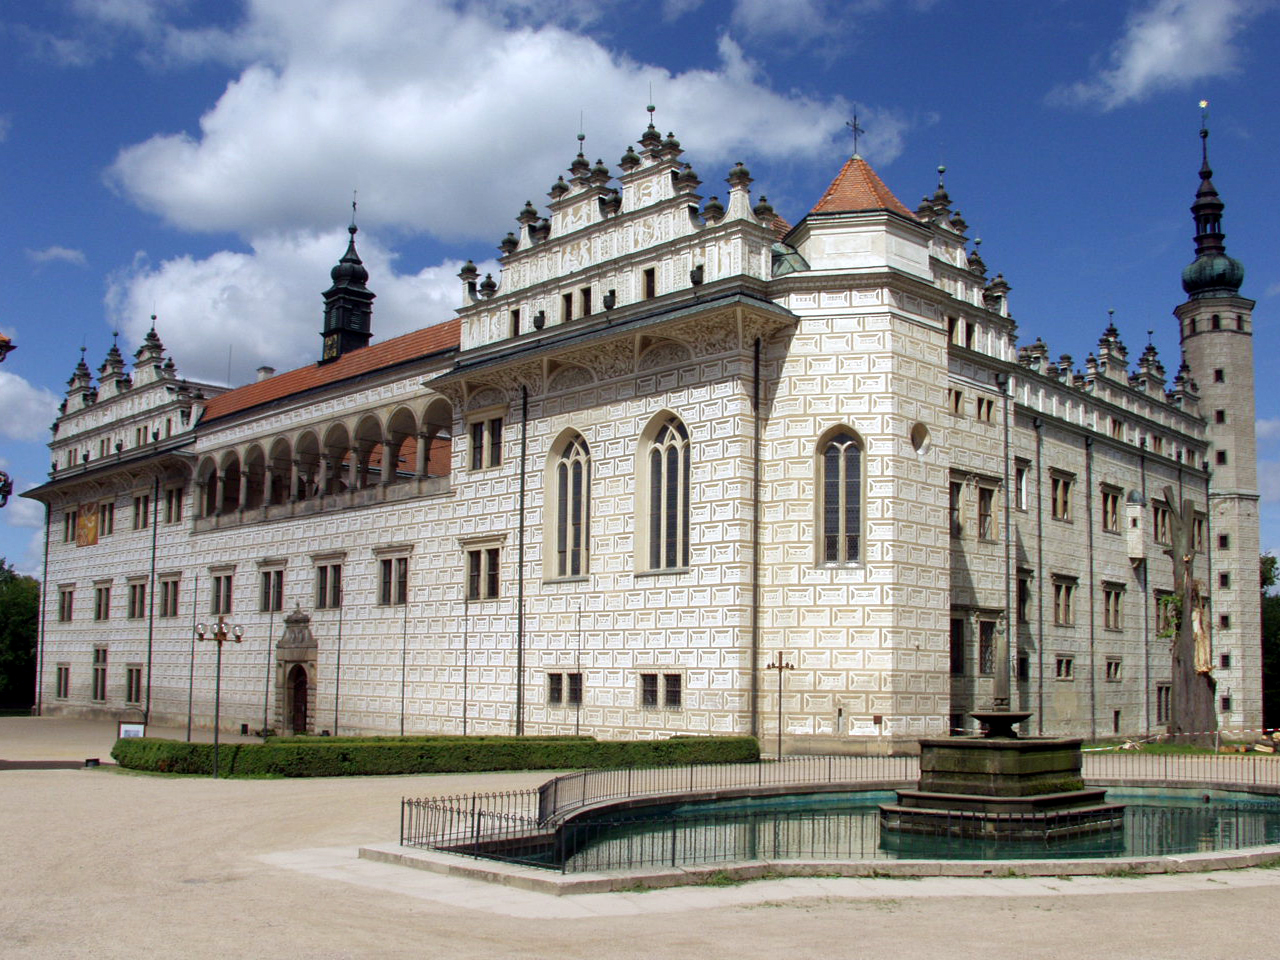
[4,716,1280,959]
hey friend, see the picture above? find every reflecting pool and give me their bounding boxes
[532,787,1280,872]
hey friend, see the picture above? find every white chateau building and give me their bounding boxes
[26,118,1260,752]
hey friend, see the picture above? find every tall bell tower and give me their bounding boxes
[1172,111,1260,730]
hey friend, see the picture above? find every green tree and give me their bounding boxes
[1263,553,1280,729]
[0,558,39,709]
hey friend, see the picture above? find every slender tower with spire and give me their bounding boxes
[1173,104,1260,729]
[320,203,375,363]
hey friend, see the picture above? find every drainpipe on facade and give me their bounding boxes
[34,503,50,716]
[515,385,528,736]
[1140,441,1150,732]
[1086,436,1097,741]
[750,336,761,740]
[400,580,410,736]
[997,373,1013,711]
[144,475,159,724]
[187,573,198,741]
[333,589,343,736]
[1034,418,1045,735]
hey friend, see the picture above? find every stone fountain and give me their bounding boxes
[880,629,1124,844]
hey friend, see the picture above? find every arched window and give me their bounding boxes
[648,416,690,569]
[821,431,862,563]
[555,435,590,577]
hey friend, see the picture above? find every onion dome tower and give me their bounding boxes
[320,213,375,363]
[1172,105,1259,727]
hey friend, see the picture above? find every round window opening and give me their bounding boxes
[910,422,931,454]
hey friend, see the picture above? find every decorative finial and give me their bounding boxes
[1147,328,1154,347]
[846,113,865,157]
[1199,99,1210,162]
[937,165,946,187]
[351,190,358,230]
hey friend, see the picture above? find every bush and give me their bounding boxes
[111,734,759,778]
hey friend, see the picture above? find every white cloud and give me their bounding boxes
[105,231,494,385]
[107,0,860,242]
[662,0,703,19]
[1261,460,1280,503]
[0,373,59,442]
[1258,418,1280,442]
[26,246,86,266]
[1050,0,1267,111]
[2,490,45,531]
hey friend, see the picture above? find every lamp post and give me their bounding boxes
[195,616,244,778]
[765,655,794,759]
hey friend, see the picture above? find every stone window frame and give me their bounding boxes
[311,550,346,610]
[125,663,144,704]
[1052,574,1077,626]
[467,405,505,472]
[544,429,592,582]
[57,584,75,622]
[158,573,181,619]
[374,543,413,606]
[1100,484,1122,534]
[459,535,504,602]
[815,425,865,566]
[1102,581,1125,631]
[636,411,691,575]
[93,580,112,621]
[209,564,235,616]
[639,670,683,709]
[1050,470,1075,523]
[1105,656,1123,682]
[126,577,147,620]
[55,662,70,699]
[258,557,287,613]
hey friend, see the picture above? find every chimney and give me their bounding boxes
[256,366,275,382]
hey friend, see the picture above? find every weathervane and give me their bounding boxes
[350,190,358,228]
[846,113,865,157]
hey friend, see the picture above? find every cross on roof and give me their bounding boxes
[846,114,865,157]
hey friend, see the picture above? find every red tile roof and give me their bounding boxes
[200,319,460,422]
[809,155,915,219]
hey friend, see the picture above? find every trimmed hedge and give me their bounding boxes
[110,734,760,778]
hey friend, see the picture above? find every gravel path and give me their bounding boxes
[4,717,1280,960]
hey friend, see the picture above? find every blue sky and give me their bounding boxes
[1,0,1278,575]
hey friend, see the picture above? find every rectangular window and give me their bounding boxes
[1220,652,1232,669]
[1152,502,1172,545]
[964,321,975,349]
[1154,590,1174,634]
[978,620,995,675]
[949,389,964,416]
[977,486,995,540]
[1051,474,1073,521]
[568,671,583,706]
[125,664,143,705]
[1221,695,1233,713]
[466,547,500,601]
[1101,487,1121,533]
[580,287,592,317]
[260,569,284,612]
[211,574,233,615]
[1218,533,1230,550]
[127,582,146,619]
[159,578,180,618]
[1017,654,1030,683]
[561,291,573,323]
[99,501,115,536]
[1213,368,1224,383]
[1193,516,1206,551]
[1157,683,1172,724]
[976,397,995,422]
[643,267,656,300]
[1017,574,1032,625]
[92,647,108,702]
[641,672,659,707]
[949,481,963,538]
[1014,464,1028,511]
[1105,657,1122,682]
[1220,614,1231,630]
[470,417,503,470]
[55,663,70,699]
[133,494,150,530]
[1151,435,1165,456]
[1219,571,1231,589]
[164,486,184,524]
[1055,655,1074,681]
[316,564,342,609]
[547,672,583,706]
[509,308,521,338]
[58,587,74,622]
[949,618,965,676]
[663,673,682,708]
[1110,418,1124,440]
[93,584,111,621]
[1216,449,1228,465]
[1053,579,1076,626]
[63,510,78,543]
[548,672,563,705]
[379,557,409,605]
[1103,583,1124,630]
[1215,409,1226,424]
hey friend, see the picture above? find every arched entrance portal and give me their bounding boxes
[274,606,317,736]
[288,664,309,734]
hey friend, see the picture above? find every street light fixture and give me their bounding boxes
[765,655,794,759]
[195,616,244,778]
